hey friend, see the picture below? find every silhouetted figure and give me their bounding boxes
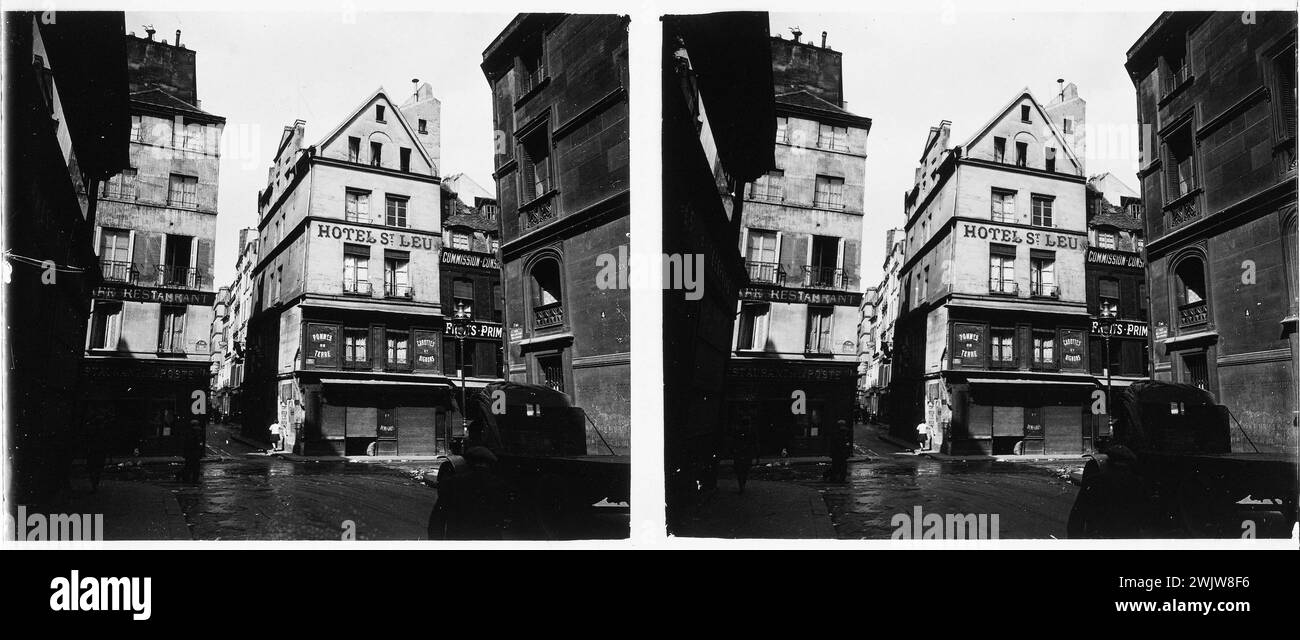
[179,419,204,484]
[824,420,852,483]
[731,421,756,494]
[428,446,514,540]
[83,407,112,492]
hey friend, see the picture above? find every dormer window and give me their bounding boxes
[418,118,428,134]
[1021,105,1031,123]
[376,105,386,122]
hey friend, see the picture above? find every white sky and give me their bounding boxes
[773,10,1162,288]
[124,11,510,285]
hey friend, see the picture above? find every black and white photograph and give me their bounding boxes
[663,9,1298,540]
[4,9,631,542]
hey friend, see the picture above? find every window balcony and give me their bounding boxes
[384,283,413,299]
[1166,197,1201,230]
[157,265,204,289]
[989,356,1017,370]
[746,261,785,285]
[804,344,835,357]
[519,64,548,96]
[813,193,846,210]
[342,279,373,296]
[989,280,1019,296]
[1178,300,1208,330]
[521,189,558,231]
[534,301,564,330]
[803,266,848,290]
[343,357,371,370]
[1030,282,1059,298]
[1161,65,1190,98]
[100,260,137,284]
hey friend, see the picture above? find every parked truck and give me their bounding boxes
[1067,380,1297,538]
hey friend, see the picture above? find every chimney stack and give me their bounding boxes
[821,31,827,48]
[144,25,155,41]
[175,29,182,47]
[1057,78,1065,102]
[790,27,801,43]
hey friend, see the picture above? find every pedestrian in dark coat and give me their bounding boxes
[824,420,852,483]
[180,419,204,484]
[84,407,112,492]
[731,420,757,494]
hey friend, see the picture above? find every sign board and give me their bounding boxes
[1154,324,1168,340]
[739,286,861,307]
[304,323,339,368]
[1086,248,1145,269]
[509,327,524,342]
[1090,319,1150,338]
[960,223,1086,250]
[92,284,215,306]
[315,222,437,251]
[444,320,504,340]
[952,322,986,368]
[1059,329,1086,370]
[413,329,441,370]
[441,249,500,270]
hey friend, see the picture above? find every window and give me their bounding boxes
[921,265,930,301]
[386,331,409,369]
[384,253,411,297]
[814,175,845,209]
[102,169,137,200]
[385,196,408,227]
[809,235,841,288]
[1272,47,1297,149]
[1099,278,1120,317]
[990,328,1015,365]
[418,119,428,134]
[1032,331,1056,368]
[745,229,780,282]
[1174,257,1208,329]
[1139,283,1148,312]
[1162,38,1189,96]
[451,231,470,251]
[99,228,131,262]
[1164,125,1195,200]
[994,137,1006,163]
[348,137,361,163]
[400,147,411,172]
[375,105,386,122]
[453,278,474,318]
[806,306,833,354]
[461,341,478,377]
[345,190,369,223]
[343,246,369,294]
[130,115,143,142]
[538,354,564,393]
[32,54,53,114]
[492,284,503,323]
[158,306,187,353]
[1015,141,1028,167]
[989,245,1016,294]
[89,302,122,350]
[1031,252,1056,297]
[1096,231,1116,250]
[1062,117,1074,134]
[736,303,768,351]
[991,189,1016,223]
[748,170,784,202]
[370,141,383,167]
[1182,352,1209,390]
[519,40,547,95]
[1045,147,1057,172]
[1031,195,1054,227]
[520,126,552,202]
[1136,237,1146,253]
[1021,105,1031,122]
[776,117,789,143]
[167,174,198,208]
[817,123,848,151]
[344,329,369,367]
[162,234,194,287]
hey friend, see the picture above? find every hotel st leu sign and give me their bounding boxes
[959,222,1087,250]
[315,221,437,251]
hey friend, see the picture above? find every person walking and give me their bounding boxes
[83,406,111,492]
[916,421,931,453]
[180,419,205,483]
[268,422,282,453]
[825,420,852,483]
[731,420,756,494]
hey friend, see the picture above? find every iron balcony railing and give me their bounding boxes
[158,265,203,289]
[100,260,137,284]
[813,191,846,210]
[521,189,558,231]
[342,279,373,296]
[343,356,371,370]
[803,265,848,290]
[534,301,564,330]
[1162,64,1189,97]
[1178,300,1208,329]
[1167,199,1200,230]
[520,64,547,95]
[989,279,1019,296]
[746,261,785,285]
[1030,282,1060,298]
[385,283,413,299]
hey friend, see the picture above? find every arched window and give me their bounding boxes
[530,257,564,329]
[1173,255,1208,330]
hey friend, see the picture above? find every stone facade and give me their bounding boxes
[1125,11,1298,453]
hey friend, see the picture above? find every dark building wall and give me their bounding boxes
[770,35,843,106]
[126,34,197,104]
[1127,11,1297,452]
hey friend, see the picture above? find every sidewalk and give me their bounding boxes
[272,452,447,463]
[24,478,192,541]
[673,479,836,539]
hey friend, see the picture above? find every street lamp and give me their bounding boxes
[449,307,472,449]
[1099,304,1117,446]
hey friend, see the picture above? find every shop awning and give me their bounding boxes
[318,378,454,389]
[966,378,1099,388]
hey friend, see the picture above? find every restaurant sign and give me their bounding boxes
[92,283,215,306]
[739,286,861,307]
